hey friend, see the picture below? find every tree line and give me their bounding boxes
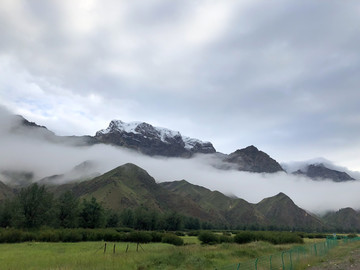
[0,183,208,230]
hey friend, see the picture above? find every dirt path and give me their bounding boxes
[307,243,360,270]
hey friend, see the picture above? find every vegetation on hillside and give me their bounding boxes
[0,183,204,231]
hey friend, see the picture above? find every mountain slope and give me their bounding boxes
[160,180,266,227]
[38,161,101,186]
[323,208,360,232]
[10,115,98,146]
[94,120,216,157]
[224,145,284,173]
[294,164,355,182]
[56,163,216,222]
[255,192,324,230]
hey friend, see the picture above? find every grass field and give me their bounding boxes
[297,240,360,269]
[0,237,302,270]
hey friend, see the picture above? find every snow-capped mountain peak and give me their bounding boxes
[95,120,216,157]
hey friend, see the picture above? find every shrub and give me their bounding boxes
[116,227,133,233]
[219,234,233,243]
[127,231,152,243]
[348,233,358,239]
[187,230,200,236]
[59,229,83,242]
[162,233,184,246]
[0,229,25,243]
[198,231,219,244]
[37,230,60,242]
[234,232,255,244]
[222,231,232,236]
[103,230,123,241]
[150,232,164,242]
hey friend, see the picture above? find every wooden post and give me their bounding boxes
[104,243,107,254]
[125,244,129,253]
[113,244,116,254]
[136,242,139,252]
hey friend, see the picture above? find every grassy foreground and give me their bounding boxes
[0,237,299,270]
[296,240,360,269]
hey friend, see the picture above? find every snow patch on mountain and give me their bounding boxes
[183,136,208,150]
[97,120,142,135]
[96,120,213,152]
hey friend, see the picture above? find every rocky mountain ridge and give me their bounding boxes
[95,120,216,157]
[8,115,286,174]
[4,115,358,180]
[224,145,284,173]
[293,163,355,182]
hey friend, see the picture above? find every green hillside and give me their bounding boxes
[0,164,336,231]
[323,207,360,232]
[160,180,266,227]
[57,164,216,223]
[255,192,325,230]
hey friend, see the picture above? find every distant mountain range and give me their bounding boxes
[1,115,358,184]
[9,115,357,180]
[1,115,360,231]
[0,162,358,231]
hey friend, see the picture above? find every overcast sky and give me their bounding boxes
[1,0,360,171]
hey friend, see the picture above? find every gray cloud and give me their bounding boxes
[0,0,360,172]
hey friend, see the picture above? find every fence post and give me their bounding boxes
[236,263,241,270]
[281,252,286,270]
[254,258,258,270]
[314,244,317,256]
[289,250,293,270]
[269,255,272,270]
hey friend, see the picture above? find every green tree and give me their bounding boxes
[18,184,54,228]
[184,216,201,230]
[120,209,134,228]
[79,197,105,228]
[164,211,183,231]
[105,210,119,228]
[57,191,79,228]
[134,206,152,230]
[0,199,14,227]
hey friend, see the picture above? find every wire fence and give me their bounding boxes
[215,236,360,270]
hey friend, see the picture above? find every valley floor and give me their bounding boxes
[0,236,355,270]
[0,238,297,270]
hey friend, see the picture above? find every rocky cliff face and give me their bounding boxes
[294,164,355,182]
[94,120,216,157]
[224,145,284,173]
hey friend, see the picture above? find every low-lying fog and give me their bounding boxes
[1,109,359,215]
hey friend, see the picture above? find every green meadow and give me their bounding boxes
[0,238,297,270]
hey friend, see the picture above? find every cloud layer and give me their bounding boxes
[1,109,359,214]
